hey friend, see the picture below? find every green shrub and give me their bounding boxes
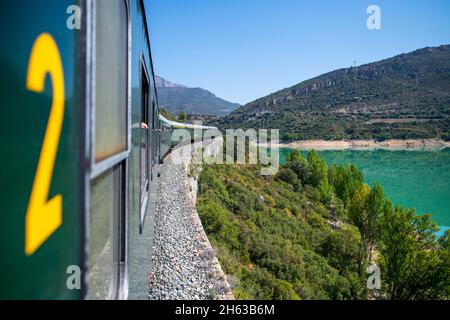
[275,168,298,186]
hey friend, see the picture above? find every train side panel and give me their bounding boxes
[127,0,159,299]
[0,0,84,299]
[0,0,160,300]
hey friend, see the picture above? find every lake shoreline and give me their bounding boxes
[275,144,450,227]
[269,138,450,151]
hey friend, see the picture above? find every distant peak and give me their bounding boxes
[155,75,187,88]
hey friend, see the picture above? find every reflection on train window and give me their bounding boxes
[140,64,150,225]
[94,0,128,163]
[88,164,122,299]
[151,98,157,180]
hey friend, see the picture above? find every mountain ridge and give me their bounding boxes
[155,75,186,88]
[156,76,240,116]
[213,45,450,141]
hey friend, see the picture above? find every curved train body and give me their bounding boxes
[0,0,200,299]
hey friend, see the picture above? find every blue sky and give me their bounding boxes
[145,0,450,105]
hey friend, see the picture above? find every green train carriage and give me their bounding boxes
[0,0,164,299]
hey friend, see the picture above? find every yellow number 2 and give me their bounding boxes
[25,33,65,256]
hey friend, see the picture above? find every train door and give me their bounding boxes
[126,0,159,300]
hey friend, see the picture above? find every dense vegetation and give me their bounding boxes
[211,45,450,141]
[196,150,450,299]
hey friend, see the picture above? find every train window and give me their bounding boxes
[151,98,156,180]
[88,164,123,299]
[140,62,150,226]
[94,0,128,163]
[88,0,129,300]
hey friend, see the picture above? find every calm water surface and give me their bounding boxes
[280,148,450,229]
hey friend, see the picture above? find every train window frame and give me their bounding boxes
[89,0,132,180]
[151,97,156,180]
[139,56,151,230]
[84,0,131,300]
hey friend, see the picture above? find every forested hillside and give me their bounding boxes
[196,150,450,299]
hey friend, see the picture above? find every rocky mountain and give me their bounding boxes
[155,76,186,88]
[155,76,240,116]
[213,45,450,141]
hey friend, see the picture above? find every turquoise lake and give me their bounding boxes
[279,148,450,231]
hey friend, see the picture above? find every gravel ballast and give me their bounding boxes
[149,141,233,300]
